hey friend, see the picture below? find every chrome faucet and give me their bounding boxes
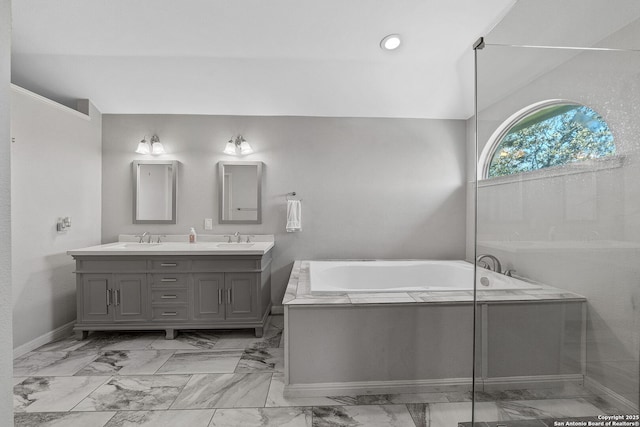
[234,231,241,243]
[136,231,150,243]
[476,254,502,274]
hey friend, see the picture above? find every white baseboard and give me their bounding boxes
[285,377,472,398]
[13,320,76,359]
[584,376,638,413]
[481,374,584,391]
[271,305,284,315]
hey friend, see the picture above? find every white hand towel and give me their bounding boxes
[286,199,302,232]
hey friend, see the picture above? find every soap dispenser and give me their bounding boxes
[189,227,197,243]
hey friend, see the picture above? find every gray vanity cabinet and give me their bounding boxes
[192,273,225,321]
[225,273,259,320]
[72,252,272,339]
[79,273,148,325]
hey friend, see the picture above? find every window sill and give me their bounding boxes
[476,155,624,188]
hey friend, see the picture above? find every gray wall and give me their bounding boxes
[11,88,102,349]
[471,20,640,406]
[102,115,467,306]
[0,0,13,422]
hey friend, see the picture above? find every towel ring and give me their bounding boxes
[286,192,302,201]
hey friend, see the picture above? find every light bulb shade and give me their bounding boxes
[239,140,253,155]
[135,139,150,154]
[151,141,165,155]
[224,140,237,155]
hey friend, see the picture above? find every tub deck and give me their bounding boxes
[283,260,586,306]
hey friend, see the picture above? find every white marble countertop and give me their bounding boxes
[283,260,586,306]
[67,234,275,256]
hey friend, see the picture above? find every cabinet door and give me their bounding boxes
[113,274,148,322]
[192,273,225,321]
[79,274,112,322]
[225,273,259,320]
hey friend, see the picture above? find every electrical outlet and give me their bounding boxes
[204,218,213,230]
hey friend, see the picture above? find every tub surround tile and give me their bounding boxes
[311,404,416,427]
[104,409,214,427]
[74,350,174,376]
[14,411,116,427]
[156,350,243,374]
[149,331,219,350]
[235,348,284,373]
[14,376,110,412]
[209,407,312,427]
[349,296,416,304]
[14,350,99,377]
[171,373,272,409]
[287,297,351,305]
[73,375,191,411]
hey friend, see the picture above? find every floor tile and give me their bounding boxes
[355,392,450,405]
[265,374,350,407]
[14,351,99,376]
[171,373,272,409]
[427,401,477,427]
[35,335,91,353]
[73,375,191,411]
[212,330,262,350]
[156,350,243,374]
[311,404,416,427]
[235,348,284,373]
[105,409,215,427]
[496,398,602,420]
[210,407,312,427]
[74,350,175,376]
[14,376,110,413]
[251,326,284,349]
[269,315,284,329]
[149,331,220,350]
[14,411,116,427]
[79,332,162,351]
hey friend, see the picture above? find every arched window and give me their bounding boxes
[481,100,615,179]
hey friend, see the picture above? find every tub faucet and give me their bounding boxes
[476,254,502,274]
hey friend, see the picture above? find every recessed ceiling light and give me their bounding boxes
[380,34,401,51]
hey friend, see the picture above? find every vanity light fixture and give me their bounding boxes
[223,135,254,156]
[135,135,165,155]
[380,34,401,51]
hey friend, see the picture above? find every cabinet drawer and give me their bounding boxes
[80,259,146,272]
[151,289,188,304]
[152,306,188,321]
[191,259,259,272]
[150,274,189,288]
[150,259,190,271]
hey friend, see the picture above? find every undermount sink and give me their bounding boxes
[216,243,255,248]
[122,243,163,248]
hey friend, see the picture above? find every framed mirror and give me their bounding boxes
[218,161,263,224]
[133,160,178,224]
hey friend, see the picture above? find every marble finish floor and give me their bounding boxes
[14,315,625,427]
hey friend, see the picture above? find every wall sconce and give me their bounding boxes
[135,135,165,155]
[223,135,253,156]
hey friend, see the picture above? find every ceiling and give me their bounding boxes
[10,0,517,119]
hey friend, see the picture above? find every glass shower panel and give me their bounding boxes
[473,44,640,425]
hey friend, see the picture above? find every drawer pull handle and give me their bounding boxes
[114,289,120,306]
[227,289,232,304]
[160,278,177,282]
[160,263,178,267]
[218,289,222,305]
[106,289,112,306]
[161,295,177,299]
[161,312,178,316]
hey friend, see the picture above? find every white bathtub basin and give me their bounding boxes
[309,260,541,294]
